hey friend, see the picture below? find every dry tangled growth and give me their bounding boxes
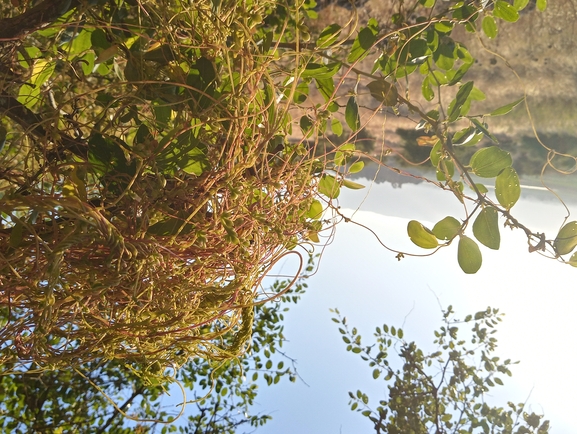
[0,0,565,385]
[0,0,326,375]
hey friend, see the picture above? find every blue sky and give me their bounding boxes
[255,175,577,433]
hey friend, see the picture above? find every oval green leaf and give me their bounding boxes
[458,235,482,274]
[331,118,343,136]
[349,161,364,174]
[469,146,512,178]
[432,216,461,240]
[342,179,365,190]
[345,97,361,131]
[408,220,439,249]
[482,15,498,38]
[318,174,340,198]
[554,221,577,255]
[473,207,500,250]
[494,0,520,22]
[307,199,323,219]
[495,167,521,209]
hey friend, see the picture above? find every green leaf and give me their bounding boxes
[482,15,498,38]
[448,81,474,122]
[153,100,172,128]
[372,369,380,379]
[307,200,323,219]
[495,167,521,209]
[474,183,488,194]
[433,216,461,240]
[348,26,377,63]
[429,70,448,86]
[349,161,364,173]
[301,62,341,79]
[458,236,482,274]
[493,0,520,22]
[489,97,524,116]
[471,118,499,143]
[331,118,343,136]
[64,28,93,58]
[469,146,512,178]
[300,115,314,136]
[342,179,365,190]
[536,0,547,11]
[345,97,361,131]
[319,174,340,198]
[292,80,309,104]
[180,147,209,176]
[513,0,530,11]
[473,207,500,250]
[314,78,335,102]
[421,76,434,101]
[554,221,577,255]
[407,220,439,249]
[91,28,111,52]
[453,127,483,146]
[366,80,398,106]
[317,24,342,48]
[17,58,56,108]
[430,140,443,167]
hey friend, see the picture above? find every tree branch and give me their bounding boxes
[95,385,145,434]
[0,95,87,160]
[0,0,81,42]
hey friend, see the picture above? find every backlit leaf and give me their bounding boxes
[489,97,524,116]
[495,167,520,209]
[554,221,577,255]
[349,161,364,173]
[494,0,519,22]
[473,207,500,250]
[433,216,461,240]
[469,146,512,178]
[342,179,365,190]
[458,235,482,274]
[317,24,342,48]
[319,174,340,198]
[482,15,498,38]
[536,0,547,11]
[331,118,343,136]
[408,220,439,249]
[307,199,323,219]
